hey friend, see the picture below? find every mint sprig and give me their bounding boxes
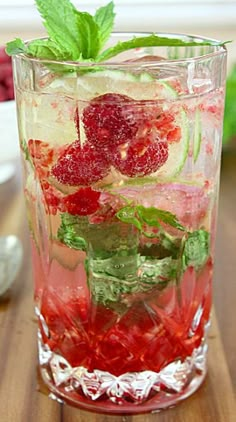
[6,0,111,61]
[6,0,227,64]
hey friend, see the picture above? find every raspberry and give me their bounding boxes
[82,93,137,149]
[0,85,7,102]
[63,187,101,216]
[51,141,110,186]
[0,46,11,65]
[83,93,181,155]
[112,136,168,177]
[0,62,12,83]
[0,59,14,101]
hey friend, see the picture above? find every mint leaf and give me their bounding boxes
[97,34,226,62]
[116,204,185,235]
[136,205,185,232]
[6,1,228,66]
[27,39,69,60]
[75,12,101,59]
[116,206,143,231]
[182,229,210,270]
[6,38,26,55]
[35,0,81,60]
[94,1,115,47]
[57,213,87,250]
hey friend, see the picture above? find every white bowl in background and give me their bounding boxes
[0,100,20,182]
[0,100,19,162]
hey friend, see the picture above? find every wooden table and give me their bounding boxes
[0,153,236,422]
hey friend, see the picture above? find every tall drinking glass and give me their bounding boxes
[12,34,227,414]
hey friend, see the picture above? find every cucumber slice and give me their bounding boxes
[193,108,202,163]
[76,69,178,101]
[47,69,179,102]
[157,109,190,177]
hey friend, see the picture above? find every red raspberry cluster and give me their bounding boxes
[0,47,14,102]
[28,93,181,216]
[52,93,176,185]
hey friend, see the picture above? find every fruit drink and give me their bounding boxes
[9,0,227,414]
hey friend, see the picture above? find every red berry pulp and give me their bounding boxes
[39,259,212,377]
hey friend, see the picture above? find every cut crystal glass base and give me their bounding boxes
[38,328,208,414]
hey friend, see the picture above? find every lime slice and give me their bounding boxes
[193,108,202,163]
[76,69,178,101]
[157,109,189,177]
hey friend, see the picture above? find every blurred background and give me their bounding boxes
[0,0,236,147]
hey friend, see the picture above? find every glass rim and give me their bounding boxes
[14,32,227,68]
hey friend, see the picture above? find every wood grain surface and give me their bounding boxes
[0,154,236,422]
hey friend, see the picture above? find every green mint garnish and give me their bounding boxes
[6,0,227,63]
[182,229,210,271]
[57,213,87,251]
[94,1,115,46]
[27,39,69,60]
[96,34,225,62]
[6,0,111,61]
[6,38,26,55]
[35,0,83,60]
[75,12,101,60]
